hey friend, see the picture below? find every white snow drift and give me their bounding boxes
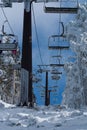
[0,100,87,130]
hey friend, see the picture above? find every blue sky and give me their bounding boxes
[0,0,86,105]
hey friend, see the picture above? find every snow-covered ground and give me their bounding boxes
[0,100,87,130]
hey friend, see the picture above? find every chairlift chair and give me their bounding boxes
[2,0,12,7]
[44,0,78,14]
[48,46,69,50]
[51,55,62,58]
[0,34,18,51]
[50,54,62,65]
[32,72,42,83]
[50,63,64,67]
[48,33,69,50]
[51,75,60,80]
[32,76,42,83]
[37,68,43,73]
[51,70,62,74]
[37,65,50,73]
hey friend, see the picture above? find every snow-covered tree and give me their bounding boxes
[62,3,87,109]
[0,35,21,104]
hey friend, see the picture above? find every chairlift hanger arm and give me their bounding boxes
[49,22,65,38]
[60,22,64,36]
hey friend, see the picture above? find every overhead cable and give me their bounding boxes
[32,4,45,68]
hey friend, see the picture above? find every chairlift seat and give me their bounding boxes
[52,55,62,58]
[50,64,64,67]
[51,71,62,74]
[51,75,60,80]
[0,43,17,51]
[44,6,78,14]
[48,46,69,50]
[0,34,18,51]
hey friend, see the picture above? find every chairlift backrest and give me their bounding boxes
[0,34,18,44]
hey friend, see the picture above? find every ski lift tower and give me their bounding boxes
[21,0,58,107]
[21,0,59,107]
[37,65,50,106]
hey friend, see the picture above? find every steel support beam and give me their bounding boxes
[21,1,33,107]
[45,71,49,106]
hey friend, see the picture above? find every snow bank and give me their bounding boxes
[0,100,15,108]
[0,102,87,130]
